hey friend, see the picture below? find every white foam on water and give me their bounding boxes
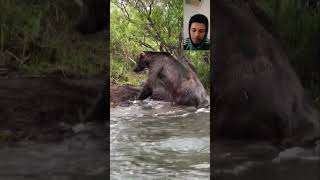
[196,108,210,113]
[159,137,209,152]
[190,163,210,169]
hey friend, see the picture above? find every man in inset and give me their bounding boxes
[183,14,210,50]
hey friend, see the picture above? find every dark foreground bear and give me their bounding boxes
[134,52,210,108]
[212,0,320,146]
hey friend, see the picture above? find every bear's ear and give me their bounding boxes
[140,52,146,59]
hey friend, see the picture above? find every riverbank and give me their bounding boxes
[110,84,141,107]
[0,70,146,143]
[0,74,106,143]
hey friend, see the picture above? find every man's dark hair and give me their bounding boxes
[188,14,209,34]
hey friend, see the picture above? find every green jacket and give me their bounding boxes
[183,37,210,50]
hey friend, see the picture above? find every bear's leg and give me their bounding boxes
[138,85,153,100]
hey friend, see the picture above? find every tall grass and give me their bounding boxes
[110,57,146,86]
[0,0,106,77]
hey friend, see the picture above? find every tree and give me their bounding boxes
[110,0,183,58]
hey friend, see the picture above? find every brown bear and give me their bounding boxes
[211,0,320,146]
[134,51,210,108]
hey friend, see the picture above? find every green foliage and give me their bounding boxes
[184,51,210,91]
[110,0,184,85]
[0,0,105,76]
[110,57,146,86]
[110,0,211,90]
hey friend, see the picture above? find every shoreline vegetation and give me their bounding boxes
[110,0,320,108]
[110,0,210,93]
[0,0,106,77]
[1,1,319,100]
[0,1,107,143]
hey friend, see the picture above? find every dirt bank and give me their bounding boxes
[0,76,106,142]
[110,84,141,107]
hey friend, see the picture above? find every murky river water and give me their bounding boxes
[111,100,320,180]
[2,100,318,180]
[110,100,210,179]
[213,140,320,180]
[0,123,107,180]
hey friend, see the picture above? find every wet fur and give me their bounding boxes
[212,0,320,146]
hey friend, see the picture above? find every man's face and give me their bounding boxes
[190,22,206,45]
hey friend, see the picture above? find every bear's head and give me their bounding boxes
[134,52,150,72]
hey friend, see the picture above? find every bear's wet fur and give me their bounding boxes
[212,0,320,146]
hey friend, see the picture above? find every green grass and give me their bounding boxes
[110,57,146,86]
[0,0,106,77]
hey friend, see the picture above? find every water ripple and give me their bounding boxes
[110,100,210,179]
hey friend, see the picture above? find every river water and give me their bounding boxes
[111,100,320,180]
[0,123,108,180]
[110,100,210,179]
[213,140,320,180]
[0,99,318,180]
